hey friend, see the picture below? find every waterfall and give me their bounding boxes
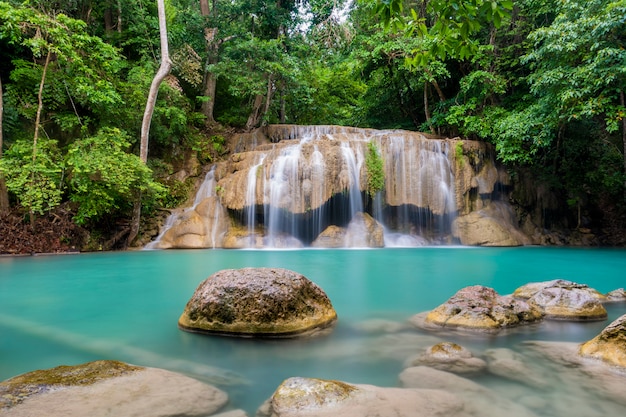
[146,125,523,249]
[340,141,364,219]
[145,166,225,249]
[263,142,305,247]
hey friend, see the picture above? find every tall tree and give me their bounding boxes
[0,76,8,212]
[127,0,171,246]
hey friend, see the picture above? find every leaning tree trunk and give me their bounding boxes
[0,76,9,213]
[619,91,626,196]
[127,0,171,247]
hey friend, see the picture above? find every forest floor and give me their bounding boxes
[0,207,88,255]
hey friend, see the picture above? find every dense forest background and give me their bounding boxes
[0,0,625,252]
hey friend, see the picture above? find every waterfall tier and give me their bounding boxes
[148,125,529,249]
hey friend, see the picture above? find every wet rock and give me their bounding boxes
[312,212,384,248]
[415,285,543,332]
[257,376,464,417]
[399,366,538,417]
[178,268,337,337]
[452,202,531,246]
[404,342,487,375]
[513,280,607,320]
[605,288,626,302]
[485,348,548,387]
[579,314,626,368]
[153,197,229,249]
[0,360,228,417]
[525,341,626,408]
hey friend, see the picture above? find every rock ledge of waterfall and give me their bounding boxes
[0,360,228,417]
[411,285,544,333]
[178,267,337,337]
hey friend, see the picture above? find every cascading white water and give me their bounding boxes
[244,155,267,247]
[263,142,305,247]
[340,141,365,218]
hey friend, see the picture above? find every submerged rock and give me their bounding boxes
[257,376,464,417]
[513,279,607,321]
[415,285,543,332]
[404,342,487,375]
[579,314,626,368]
[485,348,548,388]
[0,360,228,417]
[399,366,538,417]
[178,268,337,337]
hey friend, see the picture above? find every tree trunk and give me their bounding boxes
[0,76,9,213]
[29,50,52,229]
[245,94,264,131]
[201,27,219,124]
[128,0,171,247]
[423,81,436,135]
[621,91,626,194]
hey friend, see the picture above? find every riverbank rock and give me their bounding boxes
[404,342,487,375]
[415,285,543,332]
[513,279,607,321]
[0,360,228,417]
[579,314,626,368]
[178,268,337,337]
[257,376,464,417]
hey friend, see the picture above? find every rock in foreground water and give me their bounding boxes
[404,342,487,375]
[417,285,543,332]
[0,360,228,417]
[178,267,337,337]
[579,313,626,368]
[257,376,464,417]
[513,279,607,321]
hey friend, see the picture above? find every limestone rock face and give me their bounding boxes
[178,268,337,337]
[513,280,607,321]
[153,197,229,249]
[419,285,544,332]
[579,314,626,368]
[312,212,384,248]
[0,360,228,417]
[404,342,487,374]
[258,376,464,417]
[452,201,530,246]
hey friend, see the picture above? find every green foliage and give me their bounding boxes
[365,141,385,196]
[65,128,165,225]
[0,138,63,215]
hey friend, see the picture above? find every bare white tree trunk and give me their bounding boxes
[0,75,9,212]
[139,0,171,164]
[128,0,171,246]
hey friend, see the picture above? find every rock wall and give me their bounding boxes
[148,125,529,249]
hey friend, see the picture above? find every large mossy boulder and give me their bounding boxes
[178,267,337,337]
[415,285,543,332]
[513,279,607,321]
[0,360,228,417]
[579,314,626,368]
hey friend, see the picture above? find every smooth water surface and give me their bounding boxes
[1,247,625,415]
